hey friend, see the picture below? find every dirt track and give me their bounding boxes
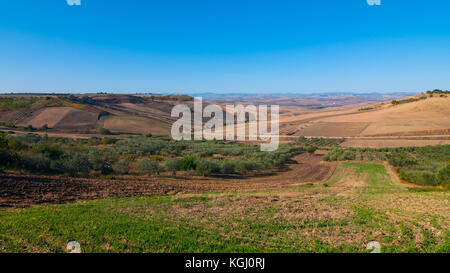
[0,154,336,207]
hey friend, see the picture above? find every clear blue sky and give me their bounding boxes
[1,0,449,94]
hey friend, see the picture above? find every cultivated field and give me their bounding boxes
[279,93,450,141]
[0,161,448,253]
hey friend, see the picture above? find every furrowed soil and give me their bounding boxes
[0,153,336,207]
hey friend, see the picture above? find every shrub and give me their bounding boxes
[18,153,52,173]
[306,146,317,154]
[180,156,198,171]
[221,161,236,174]
[165,157,182,175]
[0,150,15,168]
[32,144,63,159]
[7,138,26,150]
[113,160,130,175]
[89,152,117,175]
[59,152,91,176]
[435,164,450,186]
[137,159,164,175]
[234,159,264,174]
[195,159,221,176]
[388,153,417,167]
[102,137,116,145]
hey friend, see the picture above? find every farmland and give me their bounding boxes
[324,145,450,187]
[0,162,448,253]
[0,94,449,253]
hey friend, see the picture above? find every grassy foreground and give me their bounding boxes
[0,162,448,253]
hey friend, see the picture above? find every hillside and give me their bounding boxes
[0,94,193,135]
[279,93,450,137]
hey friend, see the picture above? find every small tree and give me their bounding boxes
[102,137,116,145]
[113,160,130,175]
[180,156,197,171]
[195,160,220,176]
[307,146,317,154]
[165,157,182,175]
[221,161,236,174]
[137,159,163,175]
[59,152,91,176]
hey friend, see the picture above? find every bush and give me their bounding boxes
[436,164,450,186]
[113,160,130,175]
[306,146,317,154]
[165,157,182,175]
[195,159,221,176]
[137,159,164,175]
[388,153,417,167]
[221,161,236,174]
[324,149,356,161]
[234,159,264,174]
[32,144,63,159]
[58,152,91,176]
[89,152,117,175]
[0,150,17,168]
[180,156,198,171]
[7,138,26,150]
[102,137,116,145]
[18,153,52,173]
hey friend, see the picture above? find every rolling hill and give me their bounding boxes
[279,93,450,137]
[0,94,193,136]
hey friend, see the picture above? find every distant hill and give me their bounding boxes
[279,92,450,137]
[0,94,194,135]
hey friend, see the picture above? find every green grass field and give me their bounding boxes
[0,162,448,253]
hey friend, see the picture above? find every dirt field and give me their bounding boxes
[279,95,450,138]
[296,122,370,137]
[102,115,171,135]
[17,107,99,130]
[0,154,336,207]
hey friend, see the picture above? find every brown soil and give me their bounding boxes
[0,154,336,207]
[279,96,450,137]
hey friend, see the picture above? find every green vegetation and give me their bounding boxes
[324,145,450,187]
[0,133,308,177]
[136,159,164,175]
[0,122,49,132]
[359,107,375,111]
[392,96,427,105]
[0,97,39,111]
[0,96,85,112]
[426,89,450,96]
[297,136,345,148]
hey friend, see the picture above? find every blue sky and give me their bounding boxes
[1,0,449,94]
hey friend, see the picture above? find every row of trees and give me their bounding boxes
[0,133,304,177]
